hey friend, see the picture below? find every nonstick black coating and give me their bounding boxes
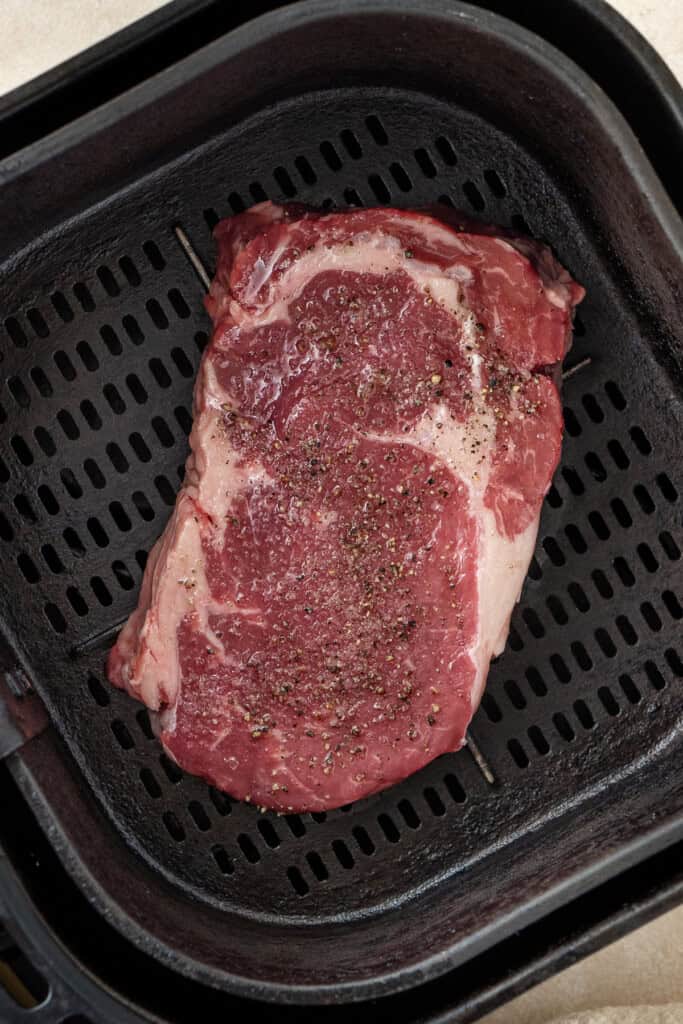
[0,0,681,1002]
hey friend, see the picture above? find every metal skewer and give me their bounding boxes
[464,729,496,786]
[174,224,212,291]
[76,224,592,788]
[70,616,129,658]
[562,355,592,381]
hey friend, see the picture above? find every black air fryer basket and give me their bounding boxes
[0,1,682,1021]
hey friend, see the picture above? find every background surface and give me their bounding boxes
[0,2,681,1022]
[0,0,681,94]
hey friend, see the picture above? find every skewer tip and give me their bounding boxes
[173,224,212,292]
[562,355,592,381]
[465,729,496,786]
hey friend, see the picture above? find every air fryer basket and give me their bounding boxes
[0,0,681,1006]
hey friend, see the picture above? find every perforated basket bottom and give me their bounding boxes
[0,88,680,923]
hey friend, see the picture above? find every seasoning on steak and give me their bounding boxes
[107,203,584,812]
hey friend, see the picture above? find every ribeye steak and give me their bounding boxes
[108,202,583,811]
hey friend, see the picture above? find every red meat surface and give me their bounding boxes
[108,203,583,811]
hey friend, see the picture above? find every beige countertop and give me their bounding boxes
[0,3,680,1023]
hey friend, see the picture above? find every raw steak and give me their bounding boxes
[108,202,583,812]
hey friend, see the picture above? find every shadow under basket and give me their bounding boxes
[0,0,681,1014]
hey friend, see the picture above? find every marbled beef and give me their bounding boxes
[108,203,583,811]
